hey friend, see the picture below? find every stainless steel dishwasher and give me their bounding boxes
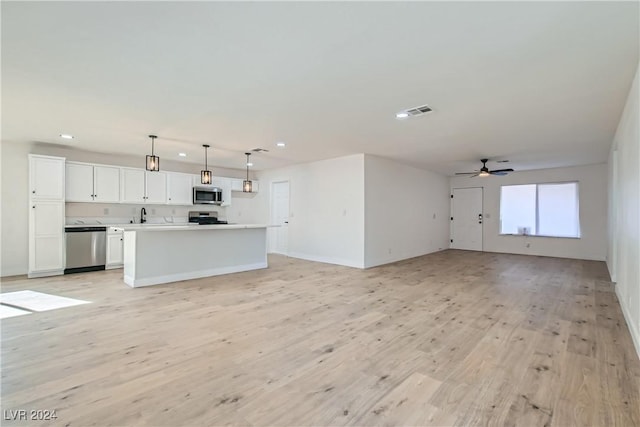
[64,226,107,274]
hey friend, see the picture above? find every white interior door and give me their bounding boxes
[270,181,289,255]
[451,187,483,251]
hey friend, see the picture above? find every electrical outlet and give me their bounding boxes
[525,242,531,248]
[151,208,156,215]
[103,208,109,215]
[388,248,392,254]
[172,209,176,215]
[485,213,491,219]
[343,209,347,216]
[432,213,436,219]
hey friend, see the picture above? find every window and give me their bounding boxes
[500,182,580,238]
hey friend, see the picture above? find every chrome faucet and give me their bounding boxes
[140,207,147,224]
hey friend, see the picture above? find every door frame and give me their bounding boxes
[450,186,484,251]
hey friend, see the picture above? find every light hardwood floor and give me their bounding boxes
[1,250,639,426]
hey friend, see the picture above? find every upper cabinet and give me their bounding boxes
[120,168,146,203]
[145,171,167,204]
[94,166,120,203]
[63,159,252,206]
[30,155,65,200]
[230,179,243,192]
[66,162,119,203]
[167,172,193,205]
[212,176,232,207]
[121,168,167,204]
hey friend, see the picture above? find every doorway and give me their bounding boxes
[270,181,290,255]
[451,187,483,251]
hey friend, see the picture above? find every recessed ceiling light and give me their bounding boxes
[395,112,409,119]
[276,142,286,148]
[60,133,74,139]
[246,162,254,167]
[178,152,187,157]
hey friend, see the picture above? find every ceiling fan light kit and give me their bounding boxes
[455,158,514,178]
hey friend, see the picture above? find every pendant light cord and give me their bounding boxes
[246,153,251,181]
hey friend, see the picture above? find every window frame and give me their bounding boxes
[499,180,581,239]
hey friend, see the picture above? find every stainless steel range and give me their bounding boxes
[188,211,228,225]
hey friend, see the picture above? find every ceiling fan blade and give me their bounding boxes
[489,168,514,173]
[490,171,509,176]
[468,173,480,178]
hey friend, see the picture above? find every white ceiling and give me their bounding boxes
[2,2,638,175]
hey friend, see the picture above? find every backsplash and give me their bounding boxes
[65,203,224,225]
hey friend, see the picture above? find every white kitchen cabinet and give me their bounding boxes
[93,166,120,203]
[29,155,65,278]
[106,228,124,269]
[167,172,193,205]
[30,155,65,200]
[213,176,232,207]
[121,168,146,203]
[66,162,120,203]
[30,202,65,274]
[120,168,166,204]
[145,171,167,204]
[230,178,244,192]
[65,162,94,202]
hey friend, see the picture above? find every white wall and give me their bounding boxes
[450,164,608,261]
[364,155,450,268]
[255,154,365,268]
[608,60,640,359]
[0,141,253,277]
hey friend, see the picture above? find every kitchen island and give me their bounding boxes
[118,224,268,287]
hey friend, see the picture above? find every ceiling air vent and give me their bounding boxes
[251,148,269,153]
[406,105,432,116]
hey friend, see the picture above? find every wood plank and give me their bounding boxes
[0,251,638,427]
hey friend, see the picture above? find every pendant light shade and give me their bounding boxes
[146,135,160,171]
[243,152,253,193]
[201,144,212,184]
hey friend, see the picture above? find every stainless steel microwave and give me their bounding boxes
[193,186,223,205]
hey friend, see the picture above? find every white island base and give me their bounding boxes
[122,225,268,287]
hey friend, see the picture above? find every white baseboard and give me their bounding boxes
[124,262,268,288]
[27,269,64,279]
[615,284,640,361]
[364,247,446,269]
[286,252,364,269]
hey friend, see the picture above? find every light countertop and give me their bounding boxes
[115,224,268,231]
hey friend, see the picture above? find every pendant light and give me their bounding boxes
[243,152,253,192]
[201,144,212,184]
[146,135,160,171]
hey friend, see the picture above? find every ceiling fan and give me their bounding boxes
[455,159,514,178]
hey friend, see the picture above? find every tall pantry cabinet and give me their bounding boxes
[28,155,65,278]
